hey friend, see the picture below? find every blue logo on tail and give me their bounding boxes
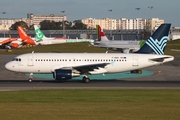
[146,36,168,55]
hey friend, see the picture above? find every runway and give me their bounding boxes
[0,55,180,90]
[0,80,180,91]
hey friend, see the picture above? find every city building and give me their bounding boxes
[0,12,164,32]
[27,13,67,26]
[81,17,164,31]
[0,18,27,30]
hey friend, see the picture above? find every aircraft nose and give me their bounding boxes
[5,62,13,71]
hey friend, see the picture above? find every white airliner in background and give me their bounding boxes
[94,25,145,53]
[5,23,174,83]
[34,25,94,45]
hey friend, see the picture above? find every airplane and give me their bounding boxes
[0,26,37,49]
[5,23,174,83]
[0,37,18,49]
[34,25,94,45]
[94,25,145,53]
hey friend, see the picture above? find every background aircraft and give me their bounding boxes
[0,26,37,49]
[5,23,173,83]
[0,37,18,49]
[94,25,145,53]
[34,25,94,45]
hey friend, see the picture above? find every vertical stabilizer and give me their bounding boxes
[17,26,36,45]
[34,25,47,41]
[135,23,171,55]
[96,25,109,41]
[17,26,28,40]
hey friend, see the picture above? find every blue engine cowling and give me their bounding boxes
[53,69,72,81]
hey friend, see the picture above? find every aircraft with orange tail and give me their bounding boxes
[0,37,19,49]
[17,26,37,46]
[0,26,37,49]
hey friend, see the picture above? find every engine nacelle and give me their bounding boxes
[11,43,19,48]
[53,69,80,81]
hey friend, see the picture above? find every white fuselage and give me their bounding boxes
[5,53,174,76]
[36,38,94,45]
[94,40,140,51]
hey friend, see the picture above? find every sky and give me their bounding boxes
[0,0,180,27]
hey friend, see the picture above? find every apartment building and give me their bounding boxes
[81,17,117,30]
[0,12,164,31]
[0,18,27,30]
[0,13,67,30]
[82,17,164,31]
[27,13,67,26]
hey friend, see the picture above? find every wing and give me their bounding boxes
[61,63,110,74]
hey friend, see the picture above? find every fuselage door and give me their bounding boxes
[28,54,34,66]
[132,55,138,67]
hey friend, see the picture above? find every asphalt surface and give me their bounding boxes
[0,55,180,90]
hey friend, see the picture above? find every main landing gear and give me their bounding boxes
[82,76,90,83]
[130,69,142,74]
[28,73,33,83]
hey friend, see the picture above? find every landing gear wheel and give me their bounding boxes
[28,73,33,83]
[28,78,32,83]
[84,78,90,83]
[82,76,90,83]
[130,69,142,74]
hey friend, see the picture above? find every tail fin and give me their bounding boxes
[34,25,46,41]
[18,26,28,40]
[17,26,36,45]
[96,25,109,41]
[135,23,171,55]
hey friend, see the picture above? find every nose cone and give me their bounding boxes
[5,62,13,71]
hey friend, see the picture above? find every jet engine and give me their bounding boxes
[11,43,19,48]
[53,69,80,81]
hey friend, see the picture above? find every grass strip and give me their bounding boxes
[0,89,179,120]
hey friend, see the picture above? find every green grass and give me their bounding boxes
[0,42,118,54]
[0,89,180,120]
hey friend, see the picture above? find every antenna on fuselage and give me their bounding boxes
[32,51,34,53]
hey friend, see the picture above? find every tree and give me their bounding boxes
[39,20,62,30]
[9,21,29,30]
[72,20,87,30]
[142,22,151,40]
[64,21,73,30]
[10,19,89,30]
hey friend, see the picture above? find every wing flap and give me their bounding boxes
[61,63,109,74]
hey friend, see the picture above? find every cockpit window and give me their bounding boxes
[12,58,21,61]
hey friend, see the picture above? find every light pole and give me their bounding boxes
[148,6,153,35]
[2,12,6,37]
[61,10,65,37]
[135,8,140,40]
[108,9,112,40]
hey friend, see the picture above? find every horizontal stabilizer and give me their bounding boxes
[149,57,172,62]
